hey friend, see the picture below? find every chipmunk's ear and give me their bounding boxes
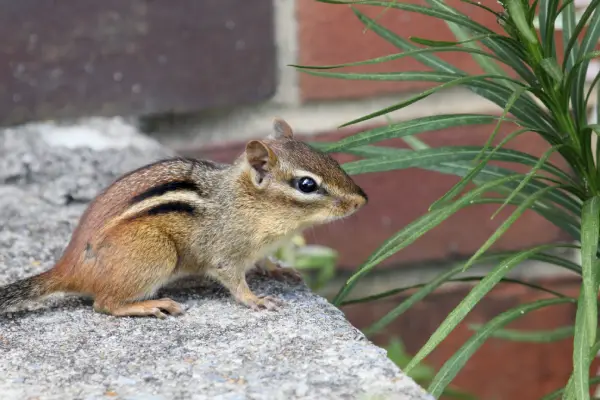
[245,140,278,184]
[269,118,294,139]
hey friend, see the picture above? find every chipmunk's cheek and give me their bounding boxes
[329,199,347,217]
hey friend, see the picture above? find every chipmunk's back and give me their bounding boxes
[58,157,227,272]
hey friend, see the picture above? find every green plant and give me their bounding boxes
[272,234,338,290]
[386,337,477,400]
[294,0,600,398]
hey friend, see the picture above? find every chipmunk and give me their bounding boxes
[0,119,367,318]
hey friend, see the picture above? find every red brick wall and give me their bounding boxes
[297,0,501,100]
[296,0,597,102]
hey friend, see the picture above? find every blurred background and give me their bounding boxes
[1,1,595,399]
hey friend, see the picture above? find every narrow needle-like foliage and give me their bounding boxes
[298,0,600,398]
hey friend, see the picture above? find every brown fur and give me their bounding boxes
[0,118,367,317]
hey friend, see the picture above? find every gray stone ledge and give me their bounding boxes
[0,118,431,400]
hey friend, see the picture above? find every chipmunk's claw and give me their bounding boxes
[238,293,283,311]
[156,298,185,316]
[258,295,282,311]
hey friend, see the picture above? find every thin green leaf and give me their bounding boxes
[408,34,500,47]
[295,70,528,127]
[322,114,497,152]
[351,9,556,134]
[343,274,571,306]
[562,0,579,72]
[422,0,537,86]
[342,145,583,219]
[480,35,538,84]
[563,0,600,72]
[404,244,567,374]
[572,197,600,400]
[566,51,600,98]
[459,0,502,18]
[428,297,576,397]
[541,58,565,83]
[597,78,600,181]
[529,0,541,25]
[478,86,528,162]
[364,262,466,335]
[468,325,575,343]
[462,185,565,272]
[400,135,429,151]
[424,0,515,85]
[580,196,600,341]
[350,8,469,75]
[332,174,526,305]
[544,379,600,400]
[555,0,575,21]
[430,128,531,211]
[573,6,600,126]
[572,290,592,400]
[461,198,583,248]
[564,376,576,400]
[341,143,583,237]
[533,252,582,274]
[538,0,555,58]
[542,342,600,400]
[290,46,506,71]
[428,85,529,212]
[342,146,572,184]
[491,145,563,219]
[506,0,538,43]
[322,1,497,36]
[529,202,583,243]
[584,61,600,109]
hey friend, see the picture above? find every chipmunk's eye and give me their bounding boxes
[294,176,318,193]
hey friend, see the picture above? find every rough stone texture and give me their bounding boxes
[0,118,430,400]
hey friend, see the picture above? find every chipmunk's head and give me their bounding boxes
[239,118,367,230]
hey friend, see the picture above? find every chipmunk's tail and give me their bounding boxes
[0,270,60,311]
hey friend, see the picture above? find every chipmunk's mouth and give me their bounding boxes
[327,205,364,222]
[337,195,367,216]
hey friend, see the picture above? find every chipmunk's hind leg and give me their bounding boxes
[90,221,184,319]
[96,298,184,319]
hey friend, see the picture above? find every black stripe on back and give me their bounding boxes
[143,201,196,217]
[130,180,203,204]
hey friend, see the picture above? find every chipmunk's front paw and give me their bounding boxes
[254,259,304,283]
[270,266,303,282]
[237,293,283,311]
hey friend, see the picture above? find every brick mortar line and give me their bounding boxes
[272,0,300,106]
[150,85,598,152]
[146,87,502,150]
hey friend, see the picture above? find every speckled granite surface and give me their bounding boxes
[0,118,431,400]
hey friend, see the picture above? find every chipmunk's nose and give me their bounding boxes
[351,194,367,210]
